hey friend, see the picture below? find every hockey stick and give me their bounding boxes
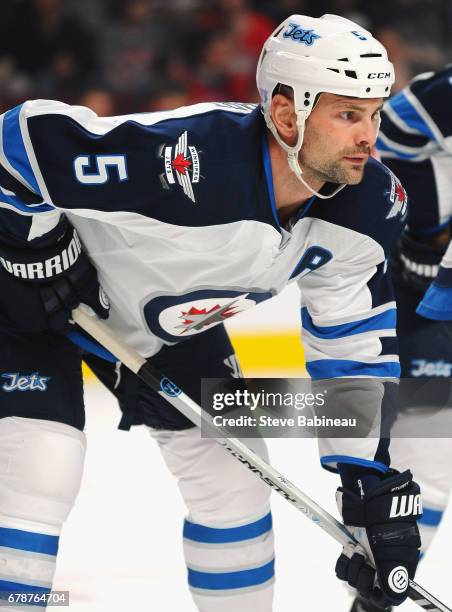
[72,306,451,612]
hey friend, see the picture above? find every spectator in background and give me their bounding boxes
[0,0,95,99]
[1,0,451,107]
[98,0,172,97]
[179,0,275,104]
[185,32,237,102]
[148,85,190,111]
[78,89,116,116]
[367,0,449,90]
[218,0,274,100]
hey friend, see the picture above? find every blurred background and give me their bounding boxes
[1,0,451,373]
[0,0,451,116]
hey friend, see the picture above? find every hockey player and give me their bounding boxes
[0,14,421,611]
[349,66,452,612]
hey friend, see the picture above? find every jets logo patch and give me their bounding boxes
[144,289,272,343]
[283,23,321,46]
[160,131,201,203]
[385,168,408,221]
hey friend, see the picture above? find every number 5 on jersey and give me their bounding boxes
[74,155,128,184]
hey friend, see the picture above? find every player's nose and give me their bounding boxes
[354,117,377,147]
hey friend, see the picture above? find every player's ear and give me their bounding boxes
[270,93,298,146]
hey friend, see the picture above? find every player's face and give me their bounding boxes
[299,93,384,185]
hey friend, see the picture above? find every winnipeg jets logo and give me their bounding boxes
[144,289,272,343]
[176,296,243,333]
[161,131,201,203]
[283,23,321,46]
[2,373,50,392]
[386,169,408,220]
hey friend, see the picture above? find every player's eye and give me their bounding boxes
[372,110,381,121]
[339,111,355,121]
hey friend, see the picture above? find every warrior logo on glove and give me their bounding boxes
[390,493,422,518]
[388,566,409,594]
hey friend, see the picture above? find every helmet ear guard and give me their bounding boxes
[256,14,394,199]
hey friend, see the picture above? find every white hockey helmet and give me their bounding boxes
[256,14,395,198]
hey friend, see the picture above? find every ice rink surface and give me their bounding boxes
[52,383,452,611]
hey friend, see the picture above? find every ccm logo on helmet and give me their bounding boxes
[389,494,422,518]
[368,72,392,79]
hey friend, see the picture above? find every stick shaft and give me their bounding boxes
[72,307,451,612]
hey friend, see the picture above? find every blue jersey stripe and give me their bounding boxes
[301,307,396,340]
[0,196,53,214]
[388,92,436,141]
[188,558,274,590]
[306,359,400,379]
[0,527,59,556]
[417,283,452,320]
[184,512,272,544]
[379,112,430,149]
[419,507,443,527]
[3,105,41,195]
[375,136,419,159]
[410,220,451,236]
[0,578,51,595]
[321,455,390,473]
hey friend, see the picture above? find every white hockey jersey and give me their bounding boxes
[0,100,407,472]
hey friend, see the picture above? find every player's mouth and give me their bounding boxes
[343,155,368,164]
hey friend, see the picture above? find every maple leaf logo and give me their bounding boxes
[172,153,191,176]
[177,303,240,334]
[395,182,406,203]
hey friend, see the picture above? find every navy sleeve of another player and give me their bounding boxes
[378,67,452,158]
[417,240,452,320]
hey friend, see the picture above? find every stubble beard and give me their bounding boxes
[299,153,366,186]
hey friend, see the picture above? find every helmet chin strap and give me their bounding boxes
[263,109,346,200]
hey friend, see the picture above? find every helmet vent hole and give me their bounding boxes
[366,87,371,93]
[345,70,358,79]
[338,58,349,62]
[360,53,382,58]
[327,68,340,74]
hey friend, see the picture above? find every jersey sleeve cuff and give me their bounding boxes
[416,283,452,320]
[320,455,391,474]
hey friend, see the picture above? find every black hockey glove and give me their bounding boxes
[0,224,110,333]
[335,470,422,608]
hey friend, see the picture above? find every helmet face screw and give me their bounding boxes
[366,87,371,93]
[304,100,310,106]
[305,92,310,98]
